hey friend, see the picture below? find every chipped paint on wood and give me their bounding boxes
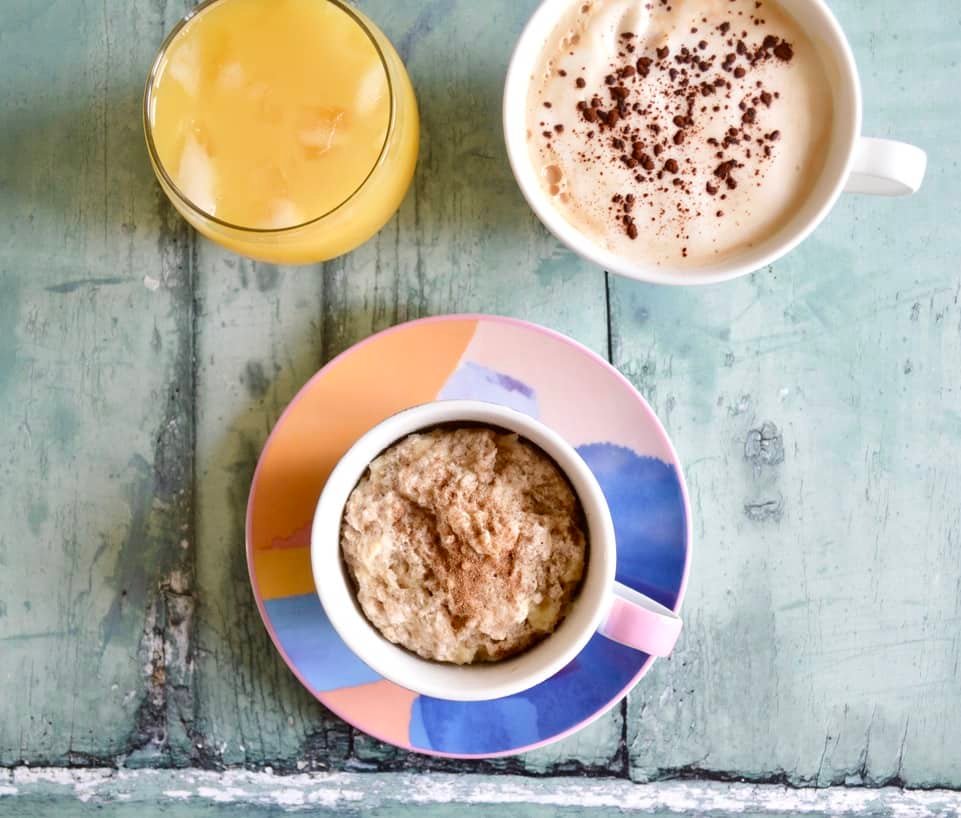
[0,0,197,767]
[1,0,960,802]
[4,769,961,817]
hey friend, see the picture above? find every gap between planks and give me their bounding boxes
[1,769,961,816]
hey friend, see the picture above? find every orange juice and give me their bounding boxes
[144,0,418,264]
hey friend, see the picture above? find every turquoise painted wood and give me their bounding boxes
[616,0,961,787]
[0,0,959,810]
[0,0,196,767]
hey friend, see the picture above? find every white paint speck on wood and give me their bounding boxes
[1,769,961,816]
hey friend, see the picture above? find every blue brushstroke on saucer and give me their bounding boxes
[410,634,643,754]
[577,443,687,610]
[409,443,686,754]
[438,361,539,417]
[264,594,381,692]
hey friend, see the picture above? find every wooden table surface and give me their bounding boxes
[1,0,960,815]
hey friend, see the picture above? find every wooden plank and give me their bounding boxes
[4,769,961,817]
[610,0,961,789]
[192,268,354,768]
[0,0,195,765]
[191,0,611,770]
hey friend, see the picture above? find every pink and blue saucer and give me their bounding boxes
[246,314,691,758]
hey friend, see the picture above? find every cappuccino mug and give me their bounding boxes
[503,0,927,285]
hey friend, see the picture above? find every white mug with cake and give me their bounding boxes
[504,0,927,285]
[311,400,682,702]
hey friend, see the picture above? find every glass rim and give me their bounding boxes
[142,0,397,235]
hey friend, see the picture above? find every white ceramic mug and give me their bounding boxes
[503,0,927,286]
[311,400,682,702]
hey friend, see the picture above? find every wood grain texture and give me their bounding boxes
[611,0,961,788]
[2,0,960,800]
[0,0,196,766]
[5,769,961,817]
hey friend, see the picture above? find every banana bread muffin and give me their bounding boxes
[340,426,587,664]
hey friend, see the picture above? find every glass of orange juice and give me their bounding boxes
[143,0,418,264]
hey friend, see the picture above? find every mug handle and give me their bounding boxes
[598,582,683,657]
[844,137,927,196]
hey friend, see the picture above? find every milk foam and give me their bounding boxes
[527,0,834,268]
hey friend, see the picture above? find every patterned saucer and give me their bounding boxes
[246,315,691,758]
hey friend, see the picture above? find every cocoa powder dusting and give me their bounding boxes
[534,0,796,244]
[341,428,587,665]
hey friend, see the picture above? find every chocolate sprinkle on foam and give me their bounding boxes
[532,0,808,248]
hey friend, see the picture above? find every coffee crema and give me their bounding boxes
[527,0,834,268]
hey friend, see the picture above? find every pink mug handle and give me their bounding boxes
[599,582,682,657]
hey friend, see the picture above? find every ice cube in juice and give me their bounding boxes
[145,0,418,263]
